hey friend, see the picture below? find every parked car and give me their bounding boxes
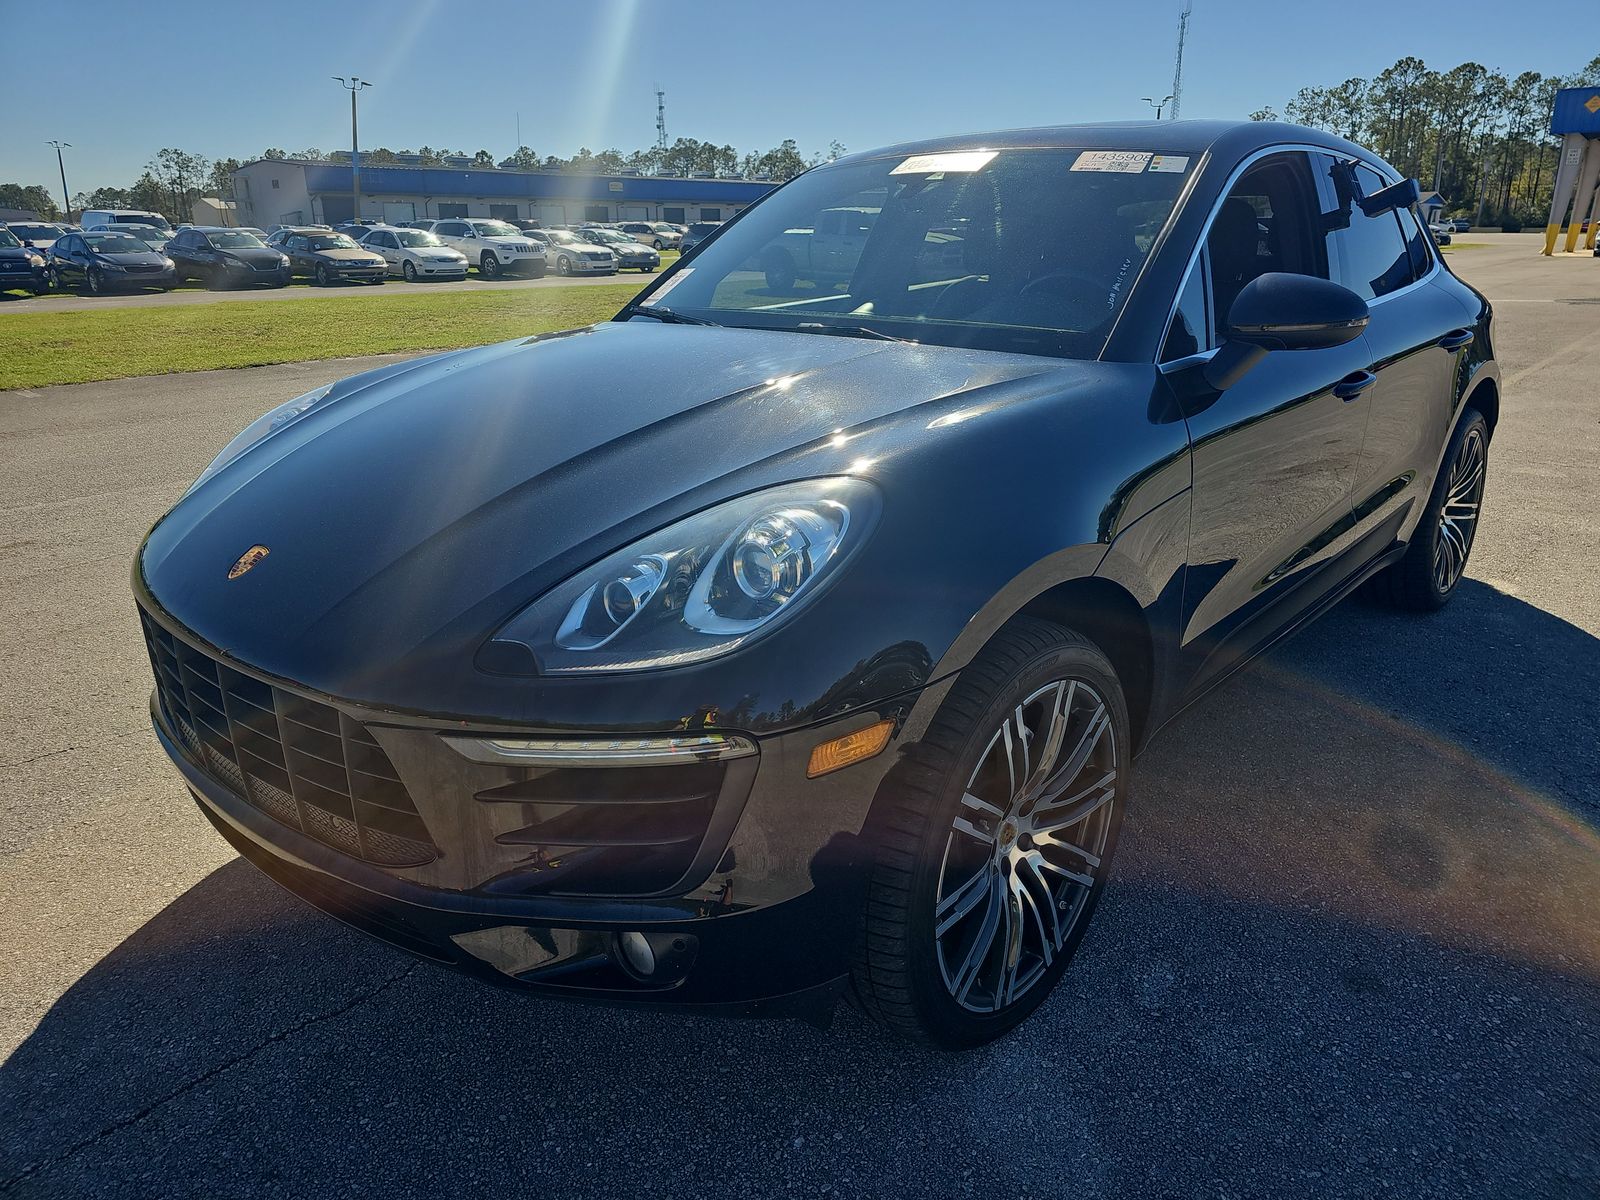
[166,227,290,289]
[530,228,615,275]
[428,218,546,277]
[759,206,879,289]
[267,227,388,286]
[678,220,722,253]
[616,221,681,250]
[577,227,660,271]
[4,221,70,255]
[0,227,51,295]
[102,222,175,252]
[135,121,1499,1048]
[333,220,383,239]
[1427,220,1453,245]
[80,208,174,237]
[47,230,177,293]
[356,225,469,281]
[1451,218,1471,232]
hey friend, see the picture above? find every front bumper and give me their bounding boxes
[141,603,947,1013]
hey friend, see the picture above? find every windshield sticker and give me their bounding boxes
[1148,155,1190,173]
[638,267,691,306]
[891,150,998,176]
[1070,151,1153,174]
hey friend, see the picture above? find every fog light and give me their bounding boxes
[807,719,894,778]
[617,931,656,977]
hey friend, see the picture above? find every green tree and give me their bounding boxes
[472,149,496,167]
[1247,106,1279,122]
[503,145,541,170]
[0,183,61,219]
[259,148,287,160]
[363,147,400,165]
[749,139,808,180]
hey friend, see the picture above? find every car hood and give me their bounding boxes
[98,250,169,265]
[315,248,384,263]
[217,247,282,263]
[138,322,1076,700]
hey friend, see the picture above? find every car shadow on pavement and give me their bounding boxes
[4,581,1599,1199]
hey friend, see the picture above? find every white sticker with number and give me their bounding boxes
[639,267,692,306]
[1070,151,1153,173]
[891,150,998,175]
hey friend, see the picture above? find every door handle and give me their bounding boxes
[1333,369,1378,401]
[1438,328,1474,350]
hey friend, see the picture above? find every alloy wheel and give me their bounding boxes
[1433,425,1485,593]
[88,269,103,295]
[934,679,1118,1014]
[403,260,417,281]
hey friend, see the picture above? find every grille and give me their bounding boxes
[140,608,437,867]
[251,260,282,273]
[124,263,163,274]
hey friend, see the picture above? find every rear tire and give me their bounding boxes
[851,616,1128,1049]
[1366,408,1488,612]
[763,249,797,291]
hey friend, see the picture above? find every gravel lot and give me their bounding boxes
[1,235,1596,1198]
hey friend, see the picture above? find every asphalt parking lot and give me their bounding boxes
[1,235,1596,1198]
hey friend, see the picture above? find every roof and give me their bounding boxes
[834,119,1373,168]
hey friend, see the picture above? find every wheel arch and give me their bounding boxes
[1015,577,1155,752]
[1465,374,1499,440]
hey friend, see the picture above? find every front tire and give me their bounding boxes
[86,268,105,296]
[480,252,501,279]
[852,617,1128,1049]
[315,264,332,287]
[1367,408,1489,612]
[556,255,572,276]
[402,260,418,282]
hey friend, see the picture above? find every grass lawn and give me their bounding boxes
[0,282,650,390]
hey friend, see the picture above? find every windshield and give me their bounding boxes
[395,230,444,248]
[116,214,172,231]
[545,230,584,246]
[9,224,59,241]
[85,234,151,253]
[639,147,1192,359]
[588,230,628,243]
[306,234,359,250]
[473,221,520,238]
[207,231,266,249]
[0,230,20,249]
[651,223,677,232]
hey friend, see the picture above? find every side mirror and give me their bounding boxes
[1204,273,1368,391]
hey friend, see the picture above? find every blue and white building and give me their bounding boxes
[232,157,777,228]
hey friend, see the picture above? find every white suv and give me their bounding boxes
[428,218,546,278]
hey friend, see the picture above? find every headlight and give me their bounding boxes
[28,254,43,266]
[161,257,174,267]
[277,253,291,265]
[186,384,335,493]
[485,478,879,674]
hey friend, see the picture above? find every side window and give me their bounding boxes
[1329,163,1413,300]
[288,236,306,251]
[1394,204,1432,281]
[1206,152,1330,330]
[1162,255,1210,361]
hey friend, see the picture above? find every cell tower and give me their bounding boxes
[655,89,668,153]
[1169,1,1191,120]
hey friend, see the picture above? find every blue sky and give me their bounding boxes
[2,0,1592,195]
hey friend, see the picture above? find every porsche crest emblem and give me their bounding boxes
[227,545,271,579]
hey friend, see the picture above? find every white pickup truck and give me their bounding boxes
[425,218,546,278]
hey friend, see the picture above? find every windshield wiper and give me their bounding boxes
[794,321,915,343]
[625,304,717,326]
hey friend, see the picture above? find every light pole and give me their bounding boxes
[333,76,371,223]
[1142,95,1175,120]
[46,140,71,220]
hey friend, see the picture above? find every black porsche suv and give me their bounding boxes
[136,121,1497,1048]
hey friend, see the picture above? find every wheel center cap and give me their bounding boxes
[998,820,1019,851]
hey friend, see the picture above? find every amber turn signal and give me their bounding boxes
[806,719,895,778]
